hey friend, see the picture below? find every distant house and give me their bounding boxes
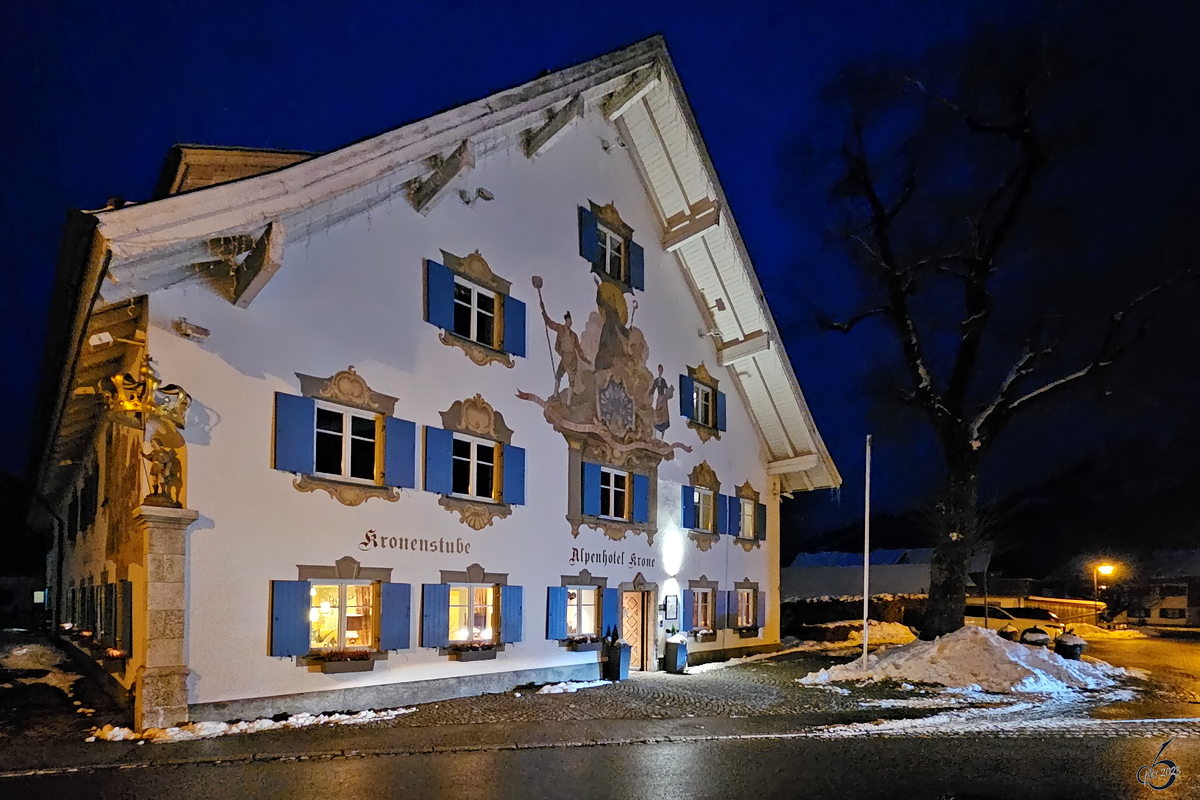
[1114,551,1200,627]
[781,548,990,600]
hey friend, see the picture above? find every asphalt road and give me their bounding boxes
[5,735,1196,800]
[1088,634,1200,716]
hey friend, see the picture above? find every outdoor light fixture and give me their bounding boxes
[1093,562,1118,624]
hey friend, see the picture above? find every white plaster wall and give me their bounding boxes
[147,113,775,705]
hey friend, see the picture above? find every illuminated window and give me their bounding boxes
[314,403,379,482]
[596,225,627,283]
[449,585,497,643]
[451,434,497,501]
[737,589,757,628]
[692,588,714,630]
[599,467,630,520]
[694,487,715,532]
[566,587,598,637]
[693,382,715,428]
[452,278,497,348]
[739,499,756,539]
[309,582,375,650]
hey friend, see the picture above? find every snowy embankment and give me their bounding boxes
[90,707,417,743]
[822,620,917,647]
[536,680,611,694]
[1068,622,1149,640]
[799,625,1128,693]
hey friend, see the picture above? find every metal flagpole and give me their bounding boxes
[861,434,872,670]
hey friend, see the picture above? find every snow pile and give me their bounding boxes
[844,621,917,646]
[1068,623,1149,640]
[798,625,1128,693]
[89,706,416,743]
[536,680,612,694]
[0,643,79,695]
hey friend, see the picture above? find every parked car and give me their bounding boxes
[963,604,1023,634]
[1003,607,1066,640]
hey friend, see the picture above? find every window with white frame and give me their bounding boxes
[309,582,375,650]
[314,403,379,482]
[596,224,627,283]
[739,498,756,539]
[692,588,714,630]
[599,467,630,520]
[449,585,497,643]
[452,434,497,501]
[736,588,757,628]
[452,277,497,348]
[694,487,715,532]
[693,382,716,428]
[566,586,598,637]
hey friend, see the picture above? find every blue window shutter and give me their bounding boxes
[379,583,411,651]
[270,580,311,657]
[384,417,416,489]
[546,586,568,640]
[273,393,315,474]
[679,375,694,419]
[716,494,728,535]
[581,462,601,516]
[756,502,768,540]
[119,580,133,654]
[602,588,620,639]
[425,260,456,330]
[629,240,645,291]
[501,585,523,643]
[728,498,742,537]
[420,583,451,648]
[716,390,727,431]
[681,485,696,529]
[683,590,694,632]
[502,444,526,505]
[715,589,728,630]
[578,205,599,264]
[424,427,454,495]
[502,295,527,357]
[757,589,767,629]
[631,473,650,524]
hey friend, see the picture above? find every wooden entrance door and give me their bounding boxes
[621,591,645,670]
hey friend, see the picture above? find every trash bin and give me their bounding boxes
[998,624,1019,642]
[1020,626,1051,647]
[1054,633,1087,660]
[603,640,631,682]
[663,633,688,674]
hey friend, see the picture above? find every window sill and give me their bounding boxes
[692,632,717,644]
[590,263,633,293]
[685,418,722,442]
[736,627,762,639]
[293,473,399,507]
[437,495,513,530]
[565,639,604,652]
[444,646,502,662]
[439,330,514,369]
[687,529,721,552]
[317,659,376,673]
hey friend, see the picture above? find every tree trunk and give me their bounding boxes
[919,453,980,640]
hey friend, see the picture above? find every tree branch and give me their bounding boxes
[817,306,893,333]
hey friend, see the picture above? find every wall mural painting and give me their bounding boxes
[518,266,692,542]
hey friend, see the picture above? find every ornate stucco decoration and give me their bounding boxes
[297,366,398,415]
[437,394,513,529]
[438,250,516,369]
[686,362,721,442]
[736,481,762,552]
[592,201,633,241]
[292,366,400,506]
[687,460,721,551]
[104,353,192,430]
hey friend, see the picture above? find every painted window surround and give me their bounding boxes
[577,201,645,292]
[546,569,620,643]
[679,362,726,442]
[424,250,526,368]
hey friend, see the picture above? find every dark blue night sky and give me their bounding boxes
[5,2,1200,551]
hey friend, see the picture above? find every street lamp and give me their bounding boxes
[1094,563,1115,624]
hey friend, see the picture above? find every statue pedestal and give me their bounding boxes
[133,505,198,730]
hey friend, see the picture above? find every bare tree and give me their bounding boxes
[819,17,1189,638]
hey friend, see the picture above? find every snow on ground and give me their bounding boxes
[0,643,79,696]
[842,621,917,646]
[90,707,418,743]
[685,641,829,674]
[536,680,612,694]
[798,625,1129,693]
[1067,622,1149,640]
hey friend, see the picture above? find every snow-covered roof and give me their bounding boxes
[790,548,988,570]
[36,36,839,497]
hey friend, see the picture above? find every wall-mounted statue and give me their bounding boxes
[142,435,184,508]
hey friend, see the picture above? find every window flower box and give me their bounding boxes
[693,629,716,643]
[308,650,376,673]
[448,644,499,662]
[566,636,604,652]
[736,626,760,639]
[102,648,128,673]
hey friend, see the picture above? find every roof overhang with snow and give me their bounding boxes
[36,35,839,499]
